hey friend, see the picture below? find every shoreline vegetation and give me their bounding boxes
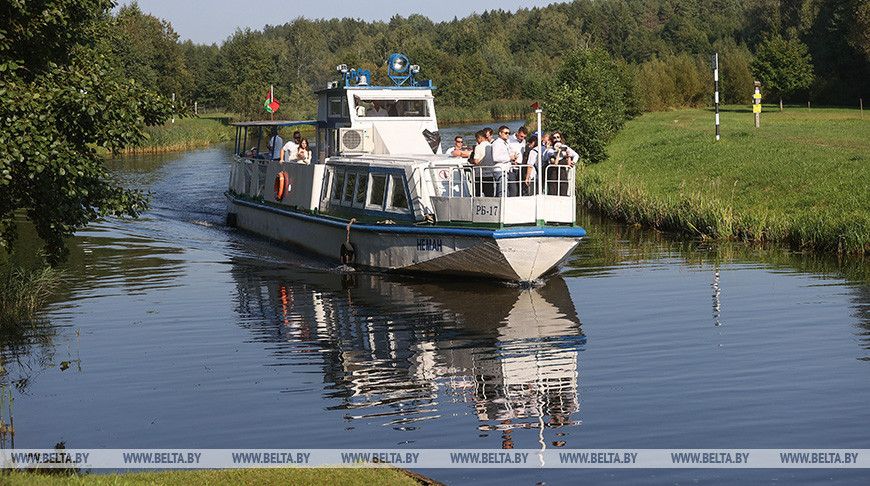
[121,100,537,155]
[580,104,870,255]
[120,102,870,257]
[0,263,62,329]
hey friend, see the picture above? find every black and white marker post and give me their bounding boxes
[712,53,720,141]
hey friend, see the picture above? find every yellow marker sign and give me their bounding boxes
[753,93,762,100]
[753,104,761,113]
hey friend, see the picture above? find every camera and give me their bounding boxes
[551,143,569,163]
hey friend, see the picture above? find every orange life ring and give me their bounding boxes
[274,172,287,201]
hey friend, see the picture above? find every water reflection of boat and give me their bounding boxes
[231,261,585,442]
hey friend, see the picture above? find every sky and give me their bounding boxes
[114,0,560,45]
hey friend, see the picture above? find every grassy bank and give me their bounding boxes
[2,467,425,485]
[579,105,870,254]
[124,114,235,154]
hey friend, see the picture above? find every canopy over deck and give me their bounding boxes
[230,120,316,127]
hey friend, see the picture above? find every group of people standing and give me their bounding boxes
[264,129,312,164]
[451,126,578,197]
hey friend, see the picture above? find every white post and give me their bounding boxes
[171,93,176,124]
[536,108,543,210]
[712,53,719,141]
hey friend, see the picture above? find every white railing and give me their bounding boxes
[230,156,270,198]
[426,164,575,225]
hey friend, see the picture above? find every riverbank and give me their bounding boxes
[122,114,235,154]
[578,105,870,254]
[2,467,427,485]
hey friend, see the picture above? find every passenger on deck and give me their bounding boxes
[507,126,527,197]
[367,100,389,117]
[280,131,302,163]
[545,131,579,196]
[246,147,258,159]
[521,135,540,196]
[491,125,516,197]
[295,138,312,164]
[267,129,283,160]
[484,127,494,143]
[471,130,494,197]
[451,136,471,158]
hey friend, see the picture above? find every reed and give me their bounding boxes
[124,115,234,155]
[579,105,870,254]
[0,264,62,328]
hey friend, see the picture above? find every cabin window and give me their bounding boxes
[328,97,346,118]
[331,171,345,202]
[388,175,409,210]
[368,174,387,208]
[343,173,357,203]
[356,99,430,118]
[354,173,368,206]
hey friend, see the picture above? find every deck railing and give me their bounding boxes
[426,164,575,225]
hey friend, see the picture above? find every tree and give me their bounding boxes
[545,48,638,164]
[0,0,175,264]
[113,3,193,99]
[847,0,870,63]
[751,34,814,111]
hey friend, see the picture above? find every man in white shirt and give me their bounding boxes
[366,100,389,117]
[507,126,527,197]
[491,125,516,197]
[280,131,302,162]
[470,130,493,196]
[267,129,283,160]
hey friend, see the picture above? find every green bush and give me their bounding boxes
[545,48,638,164]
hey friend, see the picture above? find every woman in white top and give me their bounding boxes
[295,138,312,164]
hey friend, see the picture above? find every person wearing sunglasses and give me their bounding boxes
[545,131,578,196]
[491,125,516,197]
[451,135,471,158]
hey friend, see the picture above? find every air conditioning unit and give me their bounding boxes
[339,128,373,154]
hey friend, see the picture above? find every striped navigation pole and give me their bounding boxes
[712,53,720,141]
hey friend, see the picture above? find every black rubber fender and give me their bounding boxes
[340,241,356,265]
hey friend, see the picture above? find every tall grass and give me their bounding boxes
[125,115,235,154]
[0,265,62,328]
[580,105,870,254]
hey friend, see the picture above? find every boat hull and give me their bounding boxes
[227,194,584,282]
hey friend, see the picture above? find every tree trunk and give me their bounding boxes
[779,96,783,112]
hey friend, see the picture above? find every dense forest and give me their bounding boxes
[112,0,868,118]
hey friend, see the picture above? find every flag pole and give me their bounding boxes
[270,85,274,121]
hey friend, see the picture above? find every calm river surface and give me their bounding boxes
[4,123,870,484]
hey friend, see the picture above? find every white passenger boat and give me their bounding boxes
[225,54,585,282]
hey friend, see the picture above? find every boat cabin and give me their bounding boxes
[227,53,576,229]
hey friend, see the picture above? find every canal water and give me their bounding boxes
[2,125,870,484]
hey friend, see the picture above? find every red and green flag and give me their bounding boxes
[264,86,280,115]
